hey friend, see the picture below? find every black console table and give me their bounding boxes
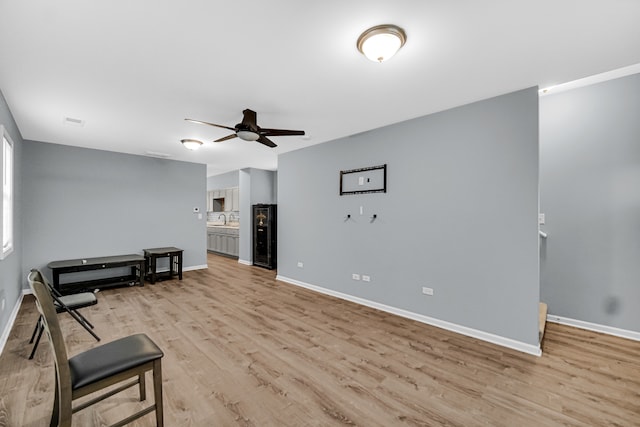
[143,247,183,284]
[48,254,145,294]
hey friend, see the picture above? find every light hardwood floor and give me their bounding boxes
[1,253,639,426]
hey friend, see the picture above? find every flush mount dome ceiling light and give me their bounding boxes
[181,138,203,150]
[236,130,260,141]
[357,24,406,63]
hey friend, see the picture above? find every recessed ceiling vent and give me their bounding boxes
[145,151,172,159]
[63,116,85,127]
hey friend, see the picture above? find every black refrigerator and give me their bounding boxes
[253,204,277,269]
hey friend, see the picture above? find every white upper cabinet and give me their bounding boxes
[224,188,233,211]
[207,187,239,212]
[232,187,239,211]
[207,191,213,212]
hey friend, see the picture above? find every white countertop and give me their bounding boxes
[207,222,239,229]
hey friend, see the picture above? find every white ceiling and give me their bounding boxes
[1,1,639,176]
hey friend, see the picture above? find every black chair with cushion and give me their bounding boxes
[27,271,164,427]
[28,269,99,360]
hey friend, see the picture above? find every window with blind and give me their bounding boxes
[1,125,14,259]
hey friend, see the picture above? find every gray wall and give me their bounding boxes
[0,90,23,341]
[540,73,640,331]
[207,170,239,190]
[278,88,540,345]
[238,168,277,263]
[250,169,277,205]
[22,141,207,283]
[239,169,251,262]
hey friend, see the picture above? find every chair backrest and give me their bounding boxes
[30,268,62,296]
[27,272,73,422]
[30,269,65,311]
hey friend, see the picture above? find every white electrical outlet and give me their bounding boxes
[352,273,361,280]
[362,275,371,282]
[538,213,545,225]
[297,261,304,268]
[422,287,434,296]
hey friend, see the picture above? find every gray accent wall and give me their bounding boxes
[0,90,23,341]
[22,141,207,284]
[540,73,640,332]
[239,169,252,262]
[249,168,277,205]
[278,87,540,345]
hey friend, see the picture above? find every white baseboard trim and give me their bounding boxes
[238,259,252,266]
[276,275,542,357]
[153,264,208,274]
[0,293,25,356]
[183,264,208,272]
[546,314,640,342]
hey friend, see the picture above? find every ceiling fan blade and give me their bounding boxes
[214,134,238,142]
[241,109,258,127]
[185,118,236,132]
[260,128,305,137]
[257,135,277,148]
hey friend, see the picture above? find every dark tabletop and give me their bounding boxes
[48,254,145,269]
[143,247,183,255]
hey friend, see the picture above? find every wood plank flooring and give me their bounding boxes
[1,253,639,426]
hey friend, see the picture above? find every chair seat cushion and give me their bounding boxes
[69,333,163,390]
[56,292,97,312]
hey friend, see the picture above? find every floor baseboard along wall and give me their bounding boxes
[546,314,640,342]
[277,275,542,357]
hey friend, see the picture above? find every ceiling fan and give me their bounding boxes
[185,109,305,148]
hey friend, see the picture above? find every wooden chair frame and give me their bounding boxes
[28,272,163,427]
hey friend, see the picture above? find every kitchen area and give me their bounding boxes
[206,186,240,258]
[207,168,278,266]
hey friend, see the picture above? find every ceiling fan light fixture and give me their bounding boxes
[357,24,406,63]
[237,130,260,141]
[181,138,203,150]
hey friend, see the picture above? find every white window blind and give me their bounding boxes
[1,126,14,259]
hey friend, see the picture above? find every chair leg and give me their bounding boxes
[29,316,42,343]
[153,359,164,427]
[139,372,146,401]
[65,309,100,342]
[50,373,59,427]
[71,309,95,330]
[29,324,45,360]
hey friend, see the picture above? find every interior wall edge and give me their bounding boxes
[277,275,542,357]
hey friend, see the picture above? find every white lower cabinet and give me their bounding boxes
[207,227,239,257]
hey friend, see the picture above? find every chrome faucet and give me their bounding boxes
[218,213,226,224]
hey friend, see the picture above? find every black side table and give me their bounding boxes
[143,247,183,284]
